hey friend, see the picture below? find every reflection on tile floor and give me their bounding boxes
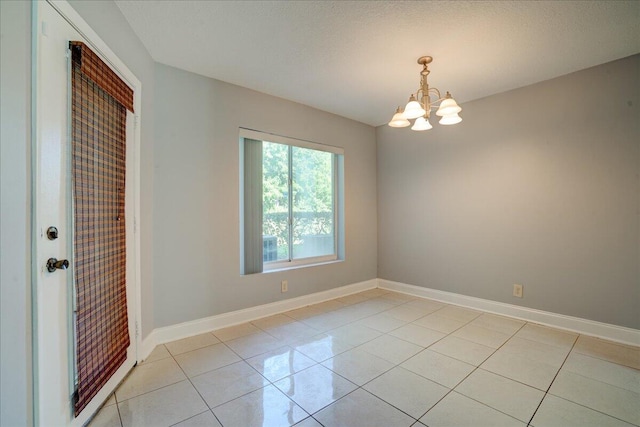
[89,289,640,427]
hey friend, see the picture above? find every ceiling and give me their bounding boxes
[115,1,640,127]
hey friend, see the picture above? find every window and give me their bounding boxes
[240,129,344,274]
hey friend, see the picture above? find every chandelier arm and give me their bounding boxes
[428,87,442,101]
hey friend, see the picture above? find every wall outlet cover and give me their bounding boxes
[513,284,523,298]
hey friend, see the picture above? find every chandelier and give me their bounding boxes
[388,56,462,131]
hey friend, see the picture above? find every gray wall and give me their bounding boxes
[377,54,640,329]
[1,2,32,425]
[153,64,377,328]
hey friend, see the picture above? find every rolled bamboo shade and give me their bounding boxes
[70,42,134,112]
[70,41,133,416]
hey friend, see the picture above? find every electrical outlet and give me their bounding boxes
[281,280,288,293]
[513,284,523,298]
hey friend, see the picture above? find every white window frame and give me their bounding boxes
[239,128,344,274]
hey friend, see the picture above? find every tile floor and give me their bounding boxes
[89,289,640,427]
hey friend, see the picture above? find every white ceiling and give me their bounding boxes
[115,0,640,126]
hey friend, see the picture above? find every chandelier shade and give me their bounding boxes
[389,56,462,132]
[403,95,426,119]
[388,107,411,127]
[435,92,462,116]
[439,114,462,125]
[411,116,433,131]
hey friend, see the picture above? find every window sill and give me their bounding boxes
[262,259,344,274]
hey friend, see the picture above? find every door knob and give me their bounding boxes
[46,258,69,273]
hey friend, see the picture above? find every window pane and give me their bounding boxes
[292,146,334,259]
[263,141,289,262]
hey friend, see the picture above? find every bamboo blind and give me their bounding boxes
[70,41,133,416]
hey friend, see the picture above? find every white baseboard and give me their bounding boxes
[139,277,638,362]
[139,331,158,363]
[378,279,640,347]
[139,278,377,361]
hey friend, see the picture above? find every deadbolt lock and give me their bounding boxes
[47,226,59,240]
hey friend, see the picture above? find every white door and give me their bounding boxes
[33,2,139,426]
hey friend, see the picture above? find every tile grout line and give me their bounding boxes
[317,309,524,424]
[526,335,640,427]
[562,369,640,393]
[167,410,213,427]
[413,320,529,423]
[115,397,124,427]
[363,323,518,425]
[169,343,227,426]
[570,348,640,371]
[209,332,326,424]
[237,348,317,423]
[243,294,420,423]
[525,333,579,426]
[110,345,211,425]
[346,304,525,423]
[355,386,421,424]
[279,321,409,421]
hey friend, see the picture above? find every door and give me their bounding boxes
[33,2,139,425]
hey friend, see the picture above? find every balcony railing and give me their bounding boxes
[263,211,334,261]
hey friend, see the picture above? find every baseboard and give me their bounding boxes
[138,278,377,361]
[139,331,158,363]
[378,279,640,347]
[139,276,637,361]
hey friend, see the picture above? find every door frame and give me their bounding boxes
[31,1,142,425]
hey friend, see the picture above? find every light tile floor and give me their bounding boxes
[89,289,640,427]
